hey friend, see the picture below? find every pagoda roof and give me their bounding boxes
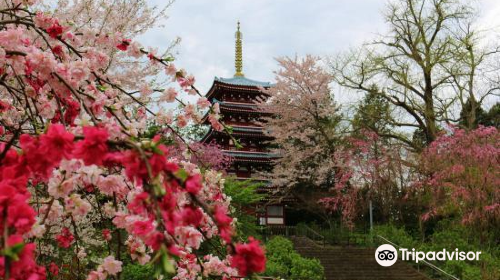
[215,76,273,87]
[213,99,258,108]
[205,76,273,100]
[222,150,280,159]
[232,126,264,133]
[222,150,279,164]
[200,128,272,144]
[219,104,268,115]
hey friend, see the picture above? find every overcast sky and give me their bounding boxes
[139,0,500,96]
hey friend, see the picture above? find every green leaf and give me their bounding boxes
[234,140,243,149]
[152,181,166,196]
[174,169,188,182]
[163,56,175,62]
[96,85,107,92]
[151,145,164,155]
[2,242,25,262]
[161,251,175,274]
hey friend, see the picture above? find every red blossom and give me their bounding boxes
[46,21,63,39]
[128,192,149,215]
[116,39,131,51]
[102,229,112,241]
[230,237,266,276]
[132,220,154,237]
[180,205,203,227]
[101,152,123,168]
[0,100,11,112]
[73,126,109,165]
[40,124,74,163]
[5,235,46,280]
[0,184,20,210]
[56,227,74,248]
[185,174,202,195]
[24,60,33,75]
[167,244,181,256]
[48,262,59,276]
[213,205,233,243]
[19,134,57,180]
[51,45,64,57]
[121,150,146,182]
[63,98,81,125]
[159,185,178,212]
[7,195,36,234]
[121,146,176,183]
[145,231,165,251]
[25,77,46,94]
[51,111,61,124]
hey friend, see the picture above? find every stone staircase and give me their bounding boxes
[291,236,432,280]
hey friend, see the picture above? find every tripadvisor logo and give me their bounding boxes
[375,244,481,267]
[375,244,398,267]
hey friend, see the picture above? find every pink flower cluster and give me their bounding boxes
[0,1,263,279]
[420,126,500,228]
[1,121,265,279]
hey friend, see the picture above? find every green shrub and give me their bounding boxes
[289,254,324,280]
[223,178,264,240]
[373,224,417,248]
[264,236,324,280]
[121,263,156,280]
[421,225,500,280]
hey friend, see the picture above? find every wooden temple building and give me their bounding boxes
[201,22,285,225]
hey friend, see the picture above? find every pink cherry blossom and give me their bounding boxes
[101,256,122,275]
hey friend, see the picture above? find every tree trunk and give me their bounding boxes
[424,73,437,143]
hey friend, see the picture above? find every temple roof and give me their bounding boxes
[215,76,273,87]
[223,150,280,159]
[200,127,273,144]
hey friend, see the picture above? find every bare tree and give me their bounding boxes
[330,0,500,149]
[446,21,500,129]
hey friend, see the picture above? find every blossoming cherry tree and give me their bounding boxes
[0,1,266,279]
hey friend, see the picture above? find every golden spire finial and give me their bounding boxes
[234,21,244,77]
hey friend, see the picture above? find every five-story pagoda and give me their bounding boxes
[201,22,285,225]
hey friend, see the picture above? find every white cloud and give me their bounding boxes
[139,0,500,98]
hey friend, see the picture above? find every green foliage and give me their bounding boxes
[264,236,324,280]
[482,102,500,128]
[419,223,500,280]
[289,254,325,280]
[177,123,209,141]
[459,99,500,129]
[2,242,26,262]
[223,178,265,240]
[459,98,487,129]
[224,178,264,205]
[121,263,156,280]
[373,224,418,249]
[352,89,392,135]
[141,122,175,145]
[411,127,428,149]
